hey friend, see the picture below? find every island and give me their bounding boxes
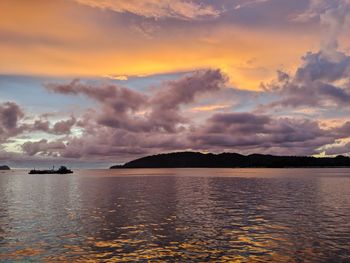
[0,165,10,170]
[110,152,350,169]
[29,166,73,174]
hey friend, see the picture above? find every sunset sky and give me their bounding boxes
[1,0,350,167]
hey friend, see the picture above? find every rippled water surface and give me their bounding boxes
[1,168,350,262]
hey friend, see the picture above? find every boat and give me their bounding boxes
[29,166,73,174]
[0,165,10,170]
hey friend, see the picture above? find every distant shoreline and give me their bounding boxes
[111,166,350,169]
[110,152,350,169]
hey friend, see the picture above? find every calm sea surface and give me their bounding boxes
[0,168,349,262]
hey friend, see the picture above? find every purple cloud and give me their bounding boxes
[2,65,348,162]
[0,102,23,130]
[47,69,227,133]
[190,112,336,155]
[0,102,27,142]
[262,49,350,109]
[21,139,66,156]
[32,117,76,135]
[40,68,350,160]
[325,142,350,155]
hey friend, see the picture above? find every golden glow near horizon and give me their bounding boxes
[0,0,323,90]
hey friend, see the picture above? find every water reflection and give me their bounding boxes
[0,169,349,262]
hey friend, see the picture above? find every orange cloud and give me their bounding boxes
[74,0,221,20]
[0,0,325,90]
[191,104,229,112]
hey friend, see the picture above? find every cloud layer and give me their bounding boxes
[1,67,350,163]
[7,68,343,161]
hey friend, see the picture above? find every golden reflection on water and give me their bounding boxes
[0,169,350,262]
[1,220,297,262]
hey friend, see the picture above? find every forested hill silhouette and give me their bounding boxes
[110,152,350,169]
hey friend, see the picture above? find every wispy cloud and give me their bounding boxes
[74,0,221,20]
[234,0,271,10]
[191,104,229,112]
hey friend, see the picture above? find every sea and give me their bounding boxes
[0,168,349,262]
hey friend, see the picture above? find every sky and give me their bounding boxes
[1,0,350,168]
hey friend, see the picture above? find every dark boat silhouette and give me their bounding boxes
[0,165,10,170]
[29,166,73,174]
